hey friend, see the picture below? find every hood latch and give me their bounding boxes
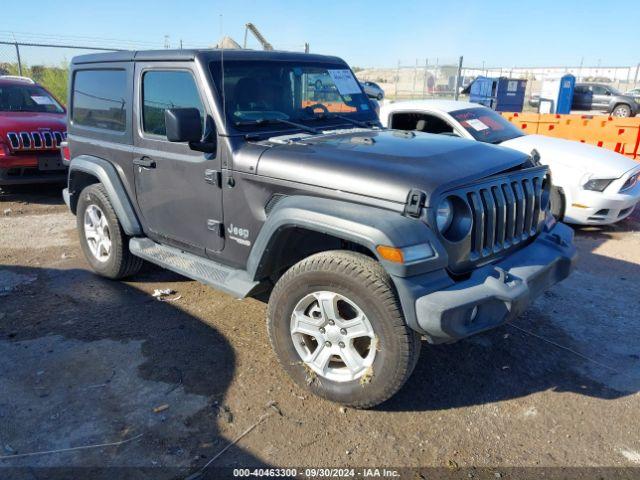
[405,189,426,217]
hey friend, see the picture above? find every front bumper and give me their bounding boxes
[564,188,640,225]
[0,153,67,186]
[410,222,576,343]
[0,167,67,186]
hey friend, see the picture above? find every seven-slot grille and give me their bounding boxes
[6,131,66,151]
[465,170,546,260]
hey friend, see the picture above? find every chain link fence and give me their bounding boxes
[0,37,310,106]
[2,37,639,112]
[0,41,123,104]
[356,58,640,111]
[355,58,465,101]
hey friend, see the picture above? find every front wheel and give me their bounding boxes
[267,250,421,408]
[612,104,632,117]
[77,183,143,279]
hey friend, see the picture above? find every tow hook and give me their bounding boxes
[550,233,567,247]
[493,266,513,284]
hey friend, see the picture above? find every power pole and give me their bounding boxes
[14,42,22,76]
[164,35,170,49]
[454,56,463,100]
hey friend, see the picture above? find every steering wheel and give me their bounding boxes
[304,103,330,116]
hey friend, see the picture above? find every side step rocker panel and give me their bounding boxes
[129,238,259,298]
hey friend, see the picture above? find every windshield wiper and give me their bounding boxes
[234,118,320,135]
[302,113,377,129]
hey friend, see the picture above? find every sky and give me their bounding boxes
[3,0,640,68]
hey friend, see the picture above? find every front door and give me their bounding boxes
[572,85,591,110]
[590,85,611,111]
[133,62,224,255]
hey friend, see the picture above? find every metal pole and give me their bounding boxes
[0,40,118,52]
[14,42,22,76]
[304,42,309,53]
[395,60,400,98]
[454,55,463,100]
[423,58,428,98]
[634,63,640,88]
[412,59,418,99]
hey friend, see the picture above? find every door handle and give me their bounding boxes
[133,157,156,168]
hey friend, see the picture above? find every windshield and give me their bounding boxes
[209,60,377,133]
[0,83,64,113]
[450,107,524,144]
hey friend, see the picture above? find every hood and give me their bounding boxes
[256,129,528,205]
[502,134,639,178]
[0,111,67,135]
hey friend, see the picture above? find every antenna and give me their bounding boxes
[219,14,232,178]
[219,14,227,134]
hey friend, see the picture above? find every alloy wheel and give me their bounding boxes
[290,291,377,382]
[83,204,112,262]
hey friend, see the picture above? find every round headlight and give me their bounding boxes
[436,198,453,233]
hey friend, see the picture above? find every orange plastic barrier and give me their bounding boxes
[501,112,541,133]
[502,112,640,160]
[301,100,356,113]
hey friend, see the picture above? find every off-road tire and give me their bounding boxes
[77,183,143,279]
[267,250,421,408]
[550,187,565,220]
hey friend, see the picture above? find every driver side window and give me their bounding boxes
[142,70,205,137]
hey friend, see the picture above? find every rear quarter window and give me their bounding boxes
[72,69,127,131]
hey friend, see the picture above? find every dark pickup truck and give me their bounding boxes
[63,49,576,408]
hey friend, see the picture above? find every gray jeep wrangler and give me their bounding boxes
[63,49,576,408]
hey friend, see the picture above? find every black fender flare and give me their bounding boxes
[246,195,449,333]
[67,155,143,236]
[247,195,448,280]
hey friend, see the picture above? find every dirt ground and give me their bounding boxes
[1,184,639,479]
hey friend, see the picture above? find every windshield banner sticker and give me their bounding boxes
[327,69,361,95]
[465,119,489,131]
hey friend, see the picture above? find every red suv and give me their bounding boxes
[0,76,67,186]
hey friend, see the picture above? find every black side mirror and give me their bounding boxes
[165,108,216,153]
[165,108,202,143]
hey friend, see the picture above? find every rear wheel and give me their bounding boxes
[77,183,143,279]
[612,104,632,117]
[267,250,421,408]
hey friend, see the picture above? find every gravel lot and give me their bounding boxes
[1,185,639,479]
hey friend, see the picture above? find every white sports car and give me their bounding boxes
[379,100,640,225]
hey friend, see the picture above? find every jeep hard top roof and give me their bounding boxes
[71,48,345,65]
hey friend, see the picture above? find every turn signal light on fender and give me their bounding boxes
[376,245,404,263]
[376,243,435,264]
